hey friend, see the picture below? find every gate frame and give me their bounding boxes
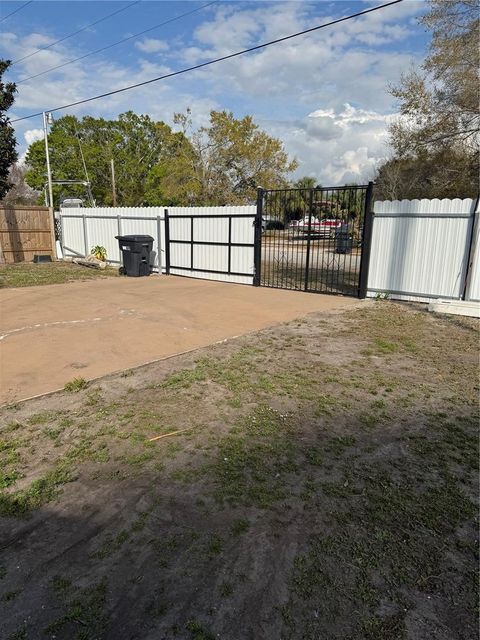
[253,188,263,286]
[358,181,374,298]
[256,182,374,298]
[165,209,256,280]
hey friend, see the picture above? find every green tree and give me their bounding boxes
[282,176,319,222]
[159,109,298,206]
[379,0,479,198]
[0,60,17,199]
[143,132,198,206]
[375,147,478,200]
[25,112,186,207]
[293,176,317,190]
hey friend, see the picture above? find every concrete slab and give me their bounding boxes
[428,299,480,318]
[0,276,358,404]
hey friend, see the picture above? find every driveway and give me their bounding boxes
[0,276,358,404]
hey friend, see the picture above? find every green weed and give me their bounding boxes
[64,377,88,392]
[0,464,73,517]
[185,620,215,640]
[230,518,250,536]
[44,578,108,637]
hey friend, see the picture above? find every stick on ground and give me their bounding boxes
[148,427,192,442]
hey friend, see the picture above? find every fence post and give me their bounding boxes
[253,187,263,286]
[82,214,88,257]
[164,208,170,275]
[156,215,163,276]
[358,181,375,299]
[116,215,122,264]
[304,189,314,291]
[462,194,479,300]
[58,212,65,259]
[49,208,57,260]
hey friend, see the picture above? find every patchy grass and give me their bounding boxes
[63,377,88,393]
[230,517,250,536]
[0,261,118,289]
[185,620,216,640]
[208,406,296,508]
[0,301,478,640]
[43,578,109,638]
[0,464,73,517]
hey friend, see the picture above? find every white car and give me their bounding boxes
[295,217,342,237]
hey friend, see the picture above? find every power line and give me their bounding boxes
[0,0,33,23]
[15,0,218,82]
[11,0,404,124]
[12,1,141,65]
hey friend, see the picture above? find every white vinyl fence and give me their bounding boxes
[59,207,165,272]
[59,205,256,284]
[59,199,479,301]
[367,198,479,303]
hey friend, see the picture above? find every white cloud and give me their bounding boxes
[5,1,426,187]
[135,38,169,54]
[260,103,395,185]
[24,128,44,146]
[17,129,43,164]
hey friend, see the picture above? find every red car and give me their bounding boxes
[294,217,342,238]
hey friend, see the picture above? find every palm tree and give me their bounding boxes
[283,176,321,222]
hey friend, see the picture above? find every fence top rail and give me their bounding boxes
[167,213,256,219]
[374,212,474,219]
[374,197,477,216]
[0,205,50,211]
[59,214,163,221]
[263,184,370,193]
[59,206,256,216]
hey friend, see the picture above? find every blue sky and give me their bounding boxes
[1,0,428,184]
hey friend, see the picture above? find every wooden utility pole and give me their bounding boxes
[110,158,117,206]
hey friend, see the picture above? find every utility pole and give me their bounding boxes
[43,111,54,209]
[110,158,117,206]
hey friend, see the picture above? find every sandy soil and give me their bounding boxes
[0,276,356,404]
[0,301,478,640]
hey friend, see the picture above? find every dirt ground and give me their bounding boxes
[0,275,356,405]
[0,301,478,640]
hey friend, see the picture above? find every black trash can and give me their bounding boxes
[116,235,154,277]
[335,224,353,254]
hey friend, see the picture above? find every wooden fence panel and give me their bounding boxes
[0,206,55,263]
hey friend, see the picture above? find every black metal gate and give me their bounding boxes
[255,182,374,297]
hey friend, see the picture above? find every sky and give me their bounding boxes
[1,0,428,185]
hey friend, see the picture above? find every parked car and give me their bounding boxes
[289,217,318,230]
[295,217,342,238]
[317,218,343,238]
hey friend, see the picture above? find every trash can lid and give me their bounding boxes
[115,235,154,242]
